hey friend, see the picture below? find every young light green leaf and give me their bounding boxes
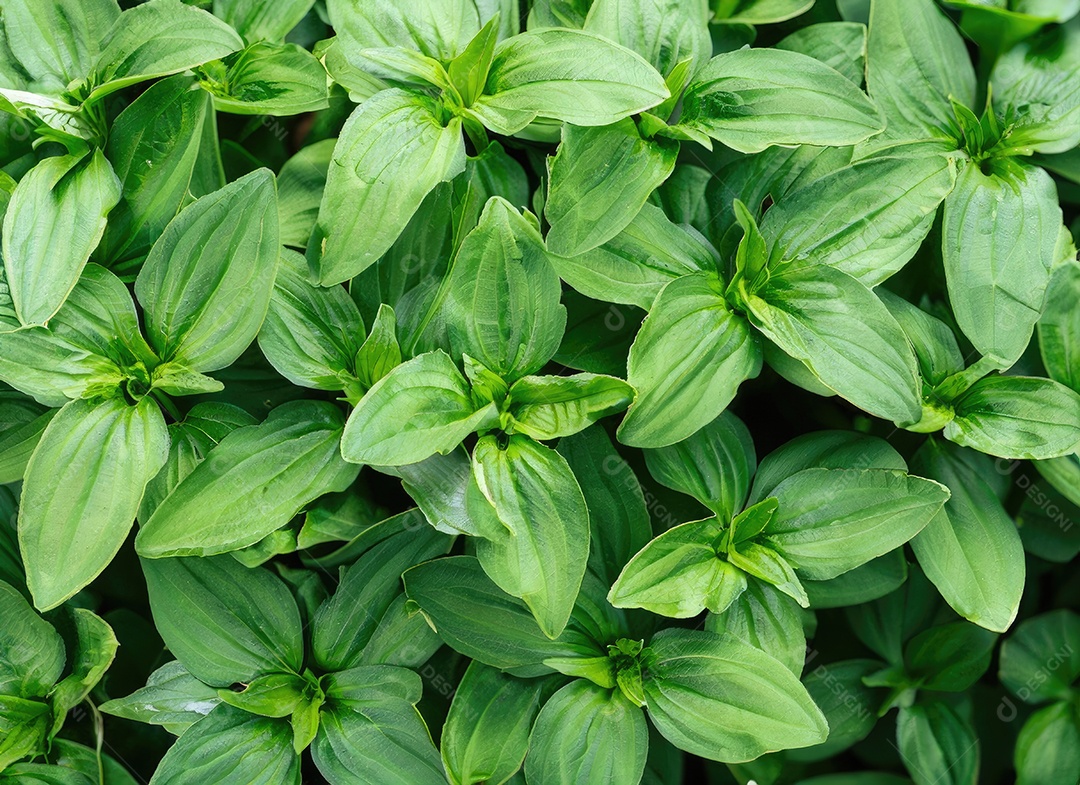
[943,160,1062,367]
[946,375,1080,460]
[90,0,245,102]
[608,517,746,618]
[141,555,303,687]
[326,0,486,62]
[643,628,828,762]
[744,264,922,424]
[136,168,280,373]
[20,396,168,610]
[679,48,884,154]
[619,273,762,448]
[3,151,121,327]
[473,434,591,639]
[340,350,498,467]
[525,681,648,785]
[910,439,1025,632]
[307,88,465,286]
[545,119,678,257]
[203,42,328,116]
[472,29,669,134]
[47,609,117,737]
[137,401,359,557]
[765,467,950,580]
[506,373,633,441]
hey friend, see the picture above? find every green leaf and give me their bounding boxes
[609,517,746,617]
[340,350,498,467]
[744,263,922,424]
[792,659,880,762]
[473,434,591,638]
[619,273,762,448]
[992,18,1080,155]
[99,660,222,732]
[945,375,1080,460]
[777,22,867,84]
[443,197,566,381]
[762,153,957,287]
[141,555,303,686]
[559,426,651,583]
[0,0,118,91]
[1014,701,1080,785]
[139,402,258,522]
[20,396,167,610]
[147,705,299,785]
[311,703,446,785]
[307,88,465,286]
[706,579,806,675]
[910,439,1025,632]
[750,430,907,504]
[525,681,648,785]
[213,0,314,43]
[136,168,280,373]
[99,76,212,273]
[643,628,828,762]
[258,250,365,392]
[3,151,121,326]
[550,209,709,311]
[0,579,64,698]
[584,0,711,76]
[866,0,976,141]
[545,119,678,257]
[765,467,949,580]
[354,304,402,389]
[440,661,548,785]
[326,0,489,62]
[311,524,450,672]
[0,695,49,770]
[896,702,979,785]
[0,406,55,486]
[713,0,815,24]
[643,411,755,521]
[727,540,808,608]
[276,139,333,249]
[90,0,245,102]
[880,290,965,388]
[403,556,595,675]
[506,373,633,441]
[1040,260,1080,392]
[217,672,305,718]
[804,551,908,609]
[47,608,117,737]
[679,48,884,154]
[472,29,668,134]
[943,161,1062,367]
[137,400,358,557]
[905,622,997,691]
[448,14,500,107]
[204,42,328,116]
[1000,610,1080,703]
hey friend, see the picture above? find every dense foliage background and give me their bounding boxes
[1,0,1079,783]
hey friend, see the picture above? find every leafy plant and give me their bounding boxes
[0,0,1078,783]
